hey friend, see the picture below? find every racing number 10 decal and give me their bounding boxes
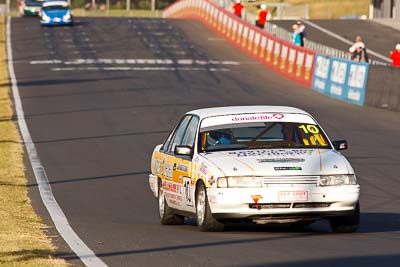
[298,124,328,146]
[183,177,194,207]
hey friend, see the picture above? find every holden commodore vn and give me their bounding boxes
[149,106,360,232]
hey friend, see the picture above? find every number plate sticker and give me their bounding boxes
[278,191,308,202]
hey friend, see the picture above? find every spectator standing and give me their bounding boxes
[292,24,302,46]
[17,0,24,16]
[390,44,400,67]
[255,4,268,29]
[233,0,244,18]
[296,21,307,47]
[349,36,369,63]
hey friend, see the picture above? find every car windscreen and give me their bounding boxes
[199,121,332,152]
[25,0,44,6]
[43,5,69,11]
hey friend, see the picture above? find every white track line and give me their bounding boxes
[6,17,107,267]
[50,66,231,72]
[303,20,392,63]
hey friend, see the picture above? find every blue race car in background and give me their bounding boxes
[40,1,73,26]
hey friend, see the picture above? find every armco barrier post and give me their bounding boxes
[295,51,305,78]
[304,53,314,82]
[247,29,255,51]
[205,3,210,23]
[253,32,261,55]
[236,23,243,45]
[222,14,228,34]
[259,36,267,58]
[241,26,249,48]
[227,17,233,38]
[266,39,274,63]
[217,11,223,32]
[280,45,289,72]
[273,41,281,67]
[287,48,297,75]
[212,9,218,27]
[231,20,238,41]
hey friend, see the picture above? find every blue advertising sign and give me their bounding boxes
[312,54,369,106]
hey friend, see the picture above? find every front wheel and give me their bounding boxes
[329,202,360,233]
[158,180,184,225]
[196,182,224,232]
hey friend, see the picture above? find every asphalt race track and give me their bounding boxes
[10,17,400,266]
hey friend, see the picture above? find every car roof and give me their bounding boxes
[42,1,69,7]
[186,106,310,119]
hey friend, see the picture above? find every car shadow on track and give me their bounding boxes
[244,254,400,267]
[183,212,400,234]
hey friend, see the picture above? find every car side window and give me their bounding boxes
[181,116,199,148]
[161,128,175,152]
[167,115,192,153]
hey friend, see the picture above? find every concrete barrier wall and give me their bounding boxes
[364,66,400,111]
[312,54,369,106]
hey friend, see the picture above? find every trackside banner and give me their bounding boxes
[312,54,369,106]
[163,0,315,87]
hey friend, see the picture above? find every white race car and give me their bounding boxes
[149,106,360,232]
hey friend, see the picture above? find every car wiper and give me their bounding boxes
[205,144,248,152]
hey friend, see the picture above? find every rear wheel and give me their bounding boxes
[329,202,360,233]
[158,180,184,225]
[196,182,224,232]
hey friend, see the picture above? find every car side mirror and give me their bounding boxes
[332,140,348,151]
[174,146,193,157]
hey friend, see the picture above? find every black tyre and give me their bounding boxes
[329,202,360,233]
[158,180,184,225]
[196,182,224,232]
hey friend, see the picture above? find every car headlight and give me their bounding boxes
[319,174,357,186]
[63,12,71,21]
[42,13,50,21]
[217,177,262,188]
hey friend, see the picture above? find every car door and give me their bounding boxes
[174,116,199,213]
[159,115,192,210]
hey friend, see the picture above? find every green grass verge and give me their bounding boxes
[0,16,68,267]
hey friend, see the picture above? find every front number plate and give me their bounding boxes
[278,191,308,202]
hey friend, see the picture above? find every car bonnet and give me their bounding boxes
[202,149,350,177]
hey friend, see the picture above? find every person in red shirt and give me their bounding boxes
[233,0,244,18]
[256,4,268,29]
[390,44,400,67]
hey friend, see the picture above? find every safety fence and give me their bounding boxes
[163,0,392,108]
[163,0,315,87]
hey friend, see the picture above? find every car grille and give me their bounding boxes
[293,202,331,208]
[262,176,318,187]
[249,202,331,209]
[249,203,291,209]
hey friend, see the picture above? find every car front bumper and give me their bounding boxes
[41,19,73,26]
[207,185,360,221]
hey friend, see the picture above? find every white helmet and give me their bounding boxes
[235,0,241,3]
[260,4,267,10]
[396,44,400,50]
